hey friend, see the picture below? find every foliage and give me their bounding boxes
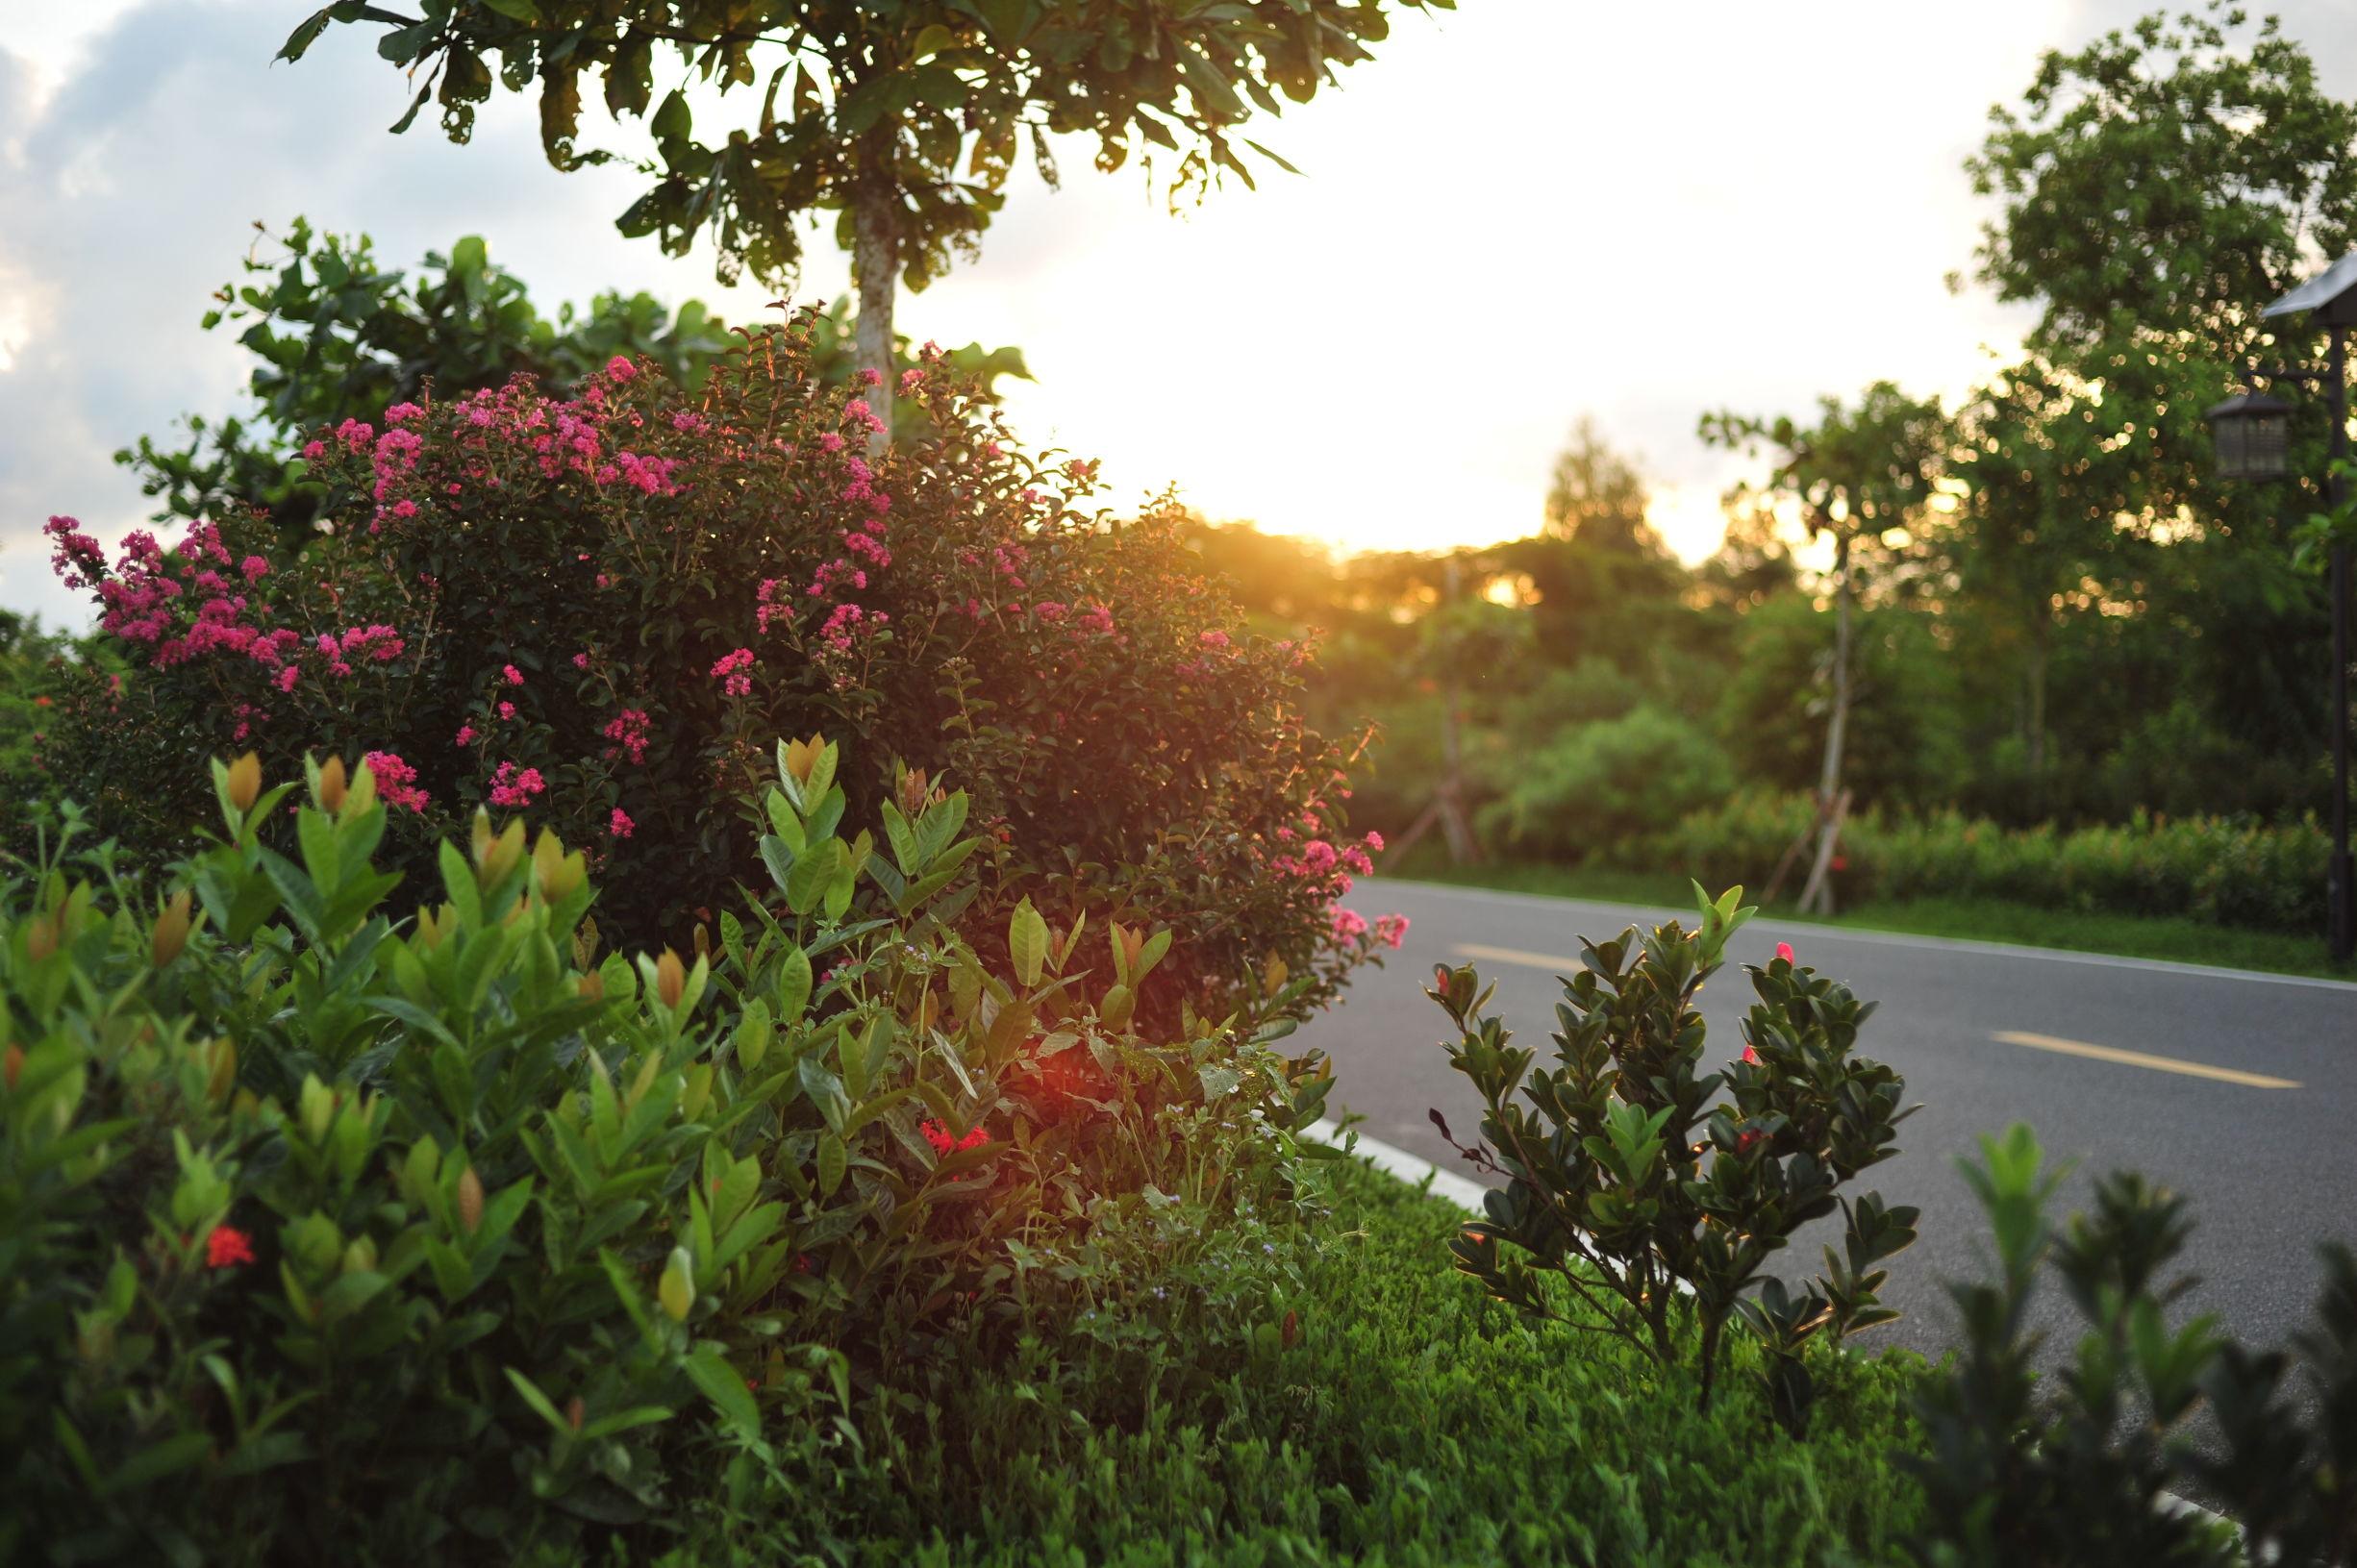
[1610,793,2331,935]
[1475,704,1732,862]
[118,219,1026,550]
[280,0,1451,432]
[47,321,1390,1022]
[1426,887,1919,1435]
[1909,1124,2357,1567]
[0,612,92,849]
[0,739,1337,1565]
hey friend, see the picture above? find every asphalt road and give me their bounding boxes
[1295,879,2357,1368]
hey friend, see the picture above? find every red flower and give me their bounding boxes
[1830,856,1849,872]
[1736,1129,1767,1157]
[1775,941,1794,964]
[1742,1044,1761,1065]
[206,1225,256,1269]
[918,1119,990,1156]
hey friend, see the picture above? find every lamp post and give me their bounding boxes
[2208,251,2357,963]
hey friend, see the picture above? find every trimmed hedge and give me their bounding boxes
[1608,793,2328,933]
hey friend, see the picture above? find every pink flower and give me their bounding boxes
[1331,907,1370,941]
[1775,941,1794,964]
[497,701,516,721]
[502,664,524,685]
[239,556,269,582]
[364,750,430,812]
[572,652,589,669]
[710,647,756,698]
[1199,630,1230,649]
[610,808,636,839]
[602,709,650,764]
[1742,1044,1761,1065]
[859,367,883,387]
[605,355,638,381]
[1364,831,1385,854]
[488,760,545,809]
[454,723,478,748]
[1375,913,1410,949]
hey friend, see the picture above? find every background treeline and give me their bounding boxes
[1186,7,2357,933]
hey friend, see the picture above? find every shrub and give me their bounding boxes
[1475,704,1733,861]
[44,318,1383,1020]
[1601,793,2330,933]
[0,740,1337,1565]
[1909,1124,2357,1566]
[1426,887,1918,1435]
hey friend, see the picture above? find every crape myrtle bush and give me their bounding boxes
[1600,791,2327,933]
[0,742,1341,1565]
[43,314,1396,1024]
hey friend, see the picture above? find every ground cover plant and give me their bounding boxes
[0,742,1343,1565]
[41,320,1390,1024]
[779,1155,1937,1566]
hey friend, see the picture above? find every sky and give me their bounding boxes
[6,0,2357,631]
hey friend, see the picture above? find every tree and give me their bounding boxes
[120,219,1026,548]
[1945,358,2144,802]
[282,0,1450,442]
[1964,2,2357,771]
[1701,383,1949,912]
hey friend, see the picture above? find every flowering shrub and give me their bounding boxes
[46,316,1389,1022]
[1428,886,1918,1434]
[0,740,1337,1562]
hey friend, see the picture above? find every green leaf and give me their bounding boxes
[815,1132,847,1198]
[1196,1064,1241,1100]
[480,0,540,17]
[685,1349,760,1438]
[1009,898,1048,988]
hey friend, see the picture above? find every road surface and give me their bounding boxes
[1294,879,2357,1367]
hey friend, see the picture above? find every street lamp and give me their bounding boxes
[2203,391,2294,482]
[2208,251,2357,963]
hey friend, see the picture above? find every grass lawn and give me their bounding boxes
[1383,855,2357,983]
[842,1156,1932,1566]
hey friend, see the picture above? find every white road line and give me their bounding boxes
[1303,1117,1490,1212]
[1383,878,2357,993]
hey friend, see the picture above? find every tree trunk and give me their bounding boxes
[850,127,899,456]
[2024,620,2048,811]
[1798,533,1852,915]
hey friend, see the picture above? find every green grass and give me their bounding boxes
[807,1157,1933,1566]
[1385,855,2357,983]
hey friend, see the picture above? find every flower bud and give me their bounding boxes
[895,765,930,820]
[475,817,526,887]
[577,969,605,1002]
[564,1395,586,1431]
[151,890,193,968]
[198,1036,238,1106]
[24,913,57,962]
[298,1074,337,1143]
[226,752,262,812]
[2,1043,21,1091]
[315,756,348,814]
[456,1165,485,1233]
[340,1235,379,1276]
[781,735,823,787]
[659,1247,694,1322]
[531,829,583,901]
[656,949,686,1009]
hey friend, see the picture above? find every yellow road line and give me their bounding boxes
[1991,1031,2300,1090]
[1453,942,1586,972]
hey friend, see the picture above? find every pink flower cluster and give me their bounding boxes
[609,807,636,839]
[602,708,650,764]
[1328,907,1409,949]
[711,648,756,698]
[488,760,545,809]
[364,750,430,812]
